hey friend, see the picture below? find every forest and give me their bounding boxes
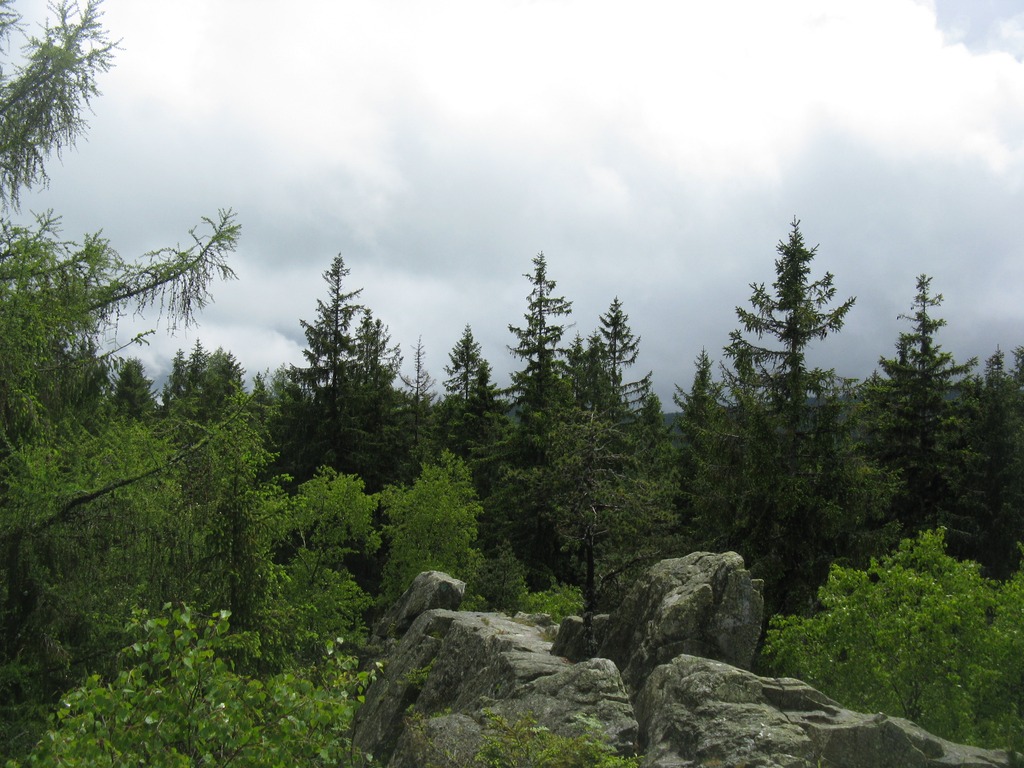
[1,2,1023,764]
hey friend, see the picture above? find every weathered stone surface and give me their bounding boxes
[355,563,1010,768]
[600,551,764,692]
[635,654,1009,768]
[353,608,637,766]
[550,613,609,661]
[370,570,465,645]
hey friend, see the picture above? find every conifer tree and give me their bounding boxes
[714,220,886,613]
[350,309,405,490]
[400,336,437,464]
[960,348,1024,577]
[598,297,652,412]
[437,326,507,484]
[864,274,976,540]
[673,349,731,544]
[110,357,157,420]
[494,253,574,583]
[444,324,485,403]
[507,252,574,421]
[281,254,364,480]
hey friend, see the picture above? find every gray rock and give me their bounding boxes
[550,613,609,661]
[354,564,1011,768]
[600,551,764,693]
[370,570,465,645]
[635,654,1009,768]
[353,608,637,766]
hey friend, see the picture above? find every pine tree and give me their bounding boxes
[110,357,156,420]
[400,336,437,462]
[507,252,574,421]
[598,297,652,412]
[864,274,976,540]
[444,324,485,404]
[715,220,885,613]
[960,349,1024,577]
[565,332,615,413]
[438,349,509,498]
[493,253,575,583]
[350,309,404,490]
[282,254,364,480]
[673,349,731,543]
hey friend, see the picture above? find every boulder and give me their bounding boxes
[354,560,1011,767]
[635,654,1008,768]
[550,613,610,661]
[370,570,466,646]
[599,551,763,693]
[353,609,637,766]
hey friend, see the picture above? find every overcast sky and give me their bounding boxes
[15,0,1024,404]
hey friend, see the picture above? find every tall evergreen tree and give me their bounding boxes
[712,220,886,613]
[960,348,1024,577]
[280,254,364,481]
[437,327,508,497]
[507,252,574,421]
[110,357,156,420]
[400,336,437,465]
[864,274,976,541]
[350,309,404,490]
[493,253,574,583]
[673,349,731,543]
[444,324,485,404]
[598,297,652,412]
[565,332,615,413]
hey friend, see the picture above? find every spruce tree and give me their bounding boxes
[507,252,574,422]
[283,254,364,480]
[110,357,157,420]
[864,274,976,540]
[961,349,1024,577]
[716,220,885,613]
[400,336,437,465]
[350,309,404,490]
[495,252,574,583]
[598,297,652,412]
[444,324,485,404]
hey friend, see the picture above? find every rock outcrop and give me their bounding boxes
[352,552,1011,767]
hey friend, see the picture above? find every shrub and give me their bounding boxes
[13,605,374,767]
[763,529,1024,751]
[520,583,584,623]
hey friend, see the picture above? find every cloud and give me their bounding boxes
[12,0,1024,402]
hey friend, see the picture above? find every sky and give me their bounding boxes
[13,0,1024,404]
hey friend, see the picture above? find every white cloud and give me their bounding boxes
[13,0,1024,399]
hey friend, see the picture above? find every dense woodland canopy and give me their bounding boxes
[1,1,1022,763]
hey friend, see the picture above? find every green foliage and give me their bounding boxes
[507,252,574,420]
[469,542,529,613]
[864,274,977,539]
[381,451,484,602]
[472,711,638,768]
[519,583,583,623]
[0,0,116,209]
[696,219,889,614]
[13,604,373,767]
[764,529,1024,750]
[274,467,380,662]
[546,405,673,653]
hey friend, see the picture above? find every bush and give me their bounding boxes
[520,583,583,623]
[12,605,374,767]
[473,711,638,768]
[763,529,1024,751]
[468,542,529,613]
[411,710,638,768]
